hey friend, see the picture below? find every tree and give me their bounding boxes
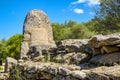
[52,20,96,40]
[64,20,77,27]
[0,38,6,61]
[95,0,120,34]
[52,23,66,41]
[68,23,95,39]
[3,34,22,60]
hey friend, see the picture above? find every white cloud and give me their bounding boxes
[87,0,100,6]
[74,8,84,14]
[89,11,95,15]
[71,0,86,4]
[71,0,100,6]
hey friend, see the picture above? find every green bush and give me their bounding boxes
[3,34,22,60]
[0,66,3,70]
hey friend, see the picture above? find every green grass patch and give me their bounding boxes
[0,66,3,70]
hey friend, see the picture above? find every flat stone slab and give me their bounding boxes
[90,52,120,66]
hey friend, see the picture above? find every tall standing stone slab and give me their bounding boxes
[20,10,56,59]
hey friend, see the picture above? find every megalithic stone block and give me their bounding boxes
[20,9,56,59]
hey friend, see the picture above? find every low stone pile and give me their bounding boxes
[87,33,120,55]
[0,73,9,80]
[7,61,120,80]
[87,33,120,66]
[56,39,89,53]
[46,33,120,66]
[49,39,89,64]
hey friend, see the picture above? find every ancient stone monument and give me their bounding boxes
[20,9,56,59]
[1,9,120,80]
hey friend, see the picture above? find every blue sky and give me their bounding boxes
[0,0,99,39]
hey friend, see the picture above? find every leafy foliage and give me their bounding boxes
[52,20,96,41]
[0,66,3,70]
[0,38,6,62]
[94,0,120,34]
[0,34,22,61]
[69,23,96,39]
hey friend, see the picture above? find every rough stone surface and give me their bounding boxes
[90,52,120,66]
[20,42,29,59]
[58,67,71,76]
[7,61,120,80]
[87,33,120,55]
[9,61,82,80]
[86,66,120,80]
[56,39,89,53]
[20,9,56,59]
[52,52,88,64]
[0,73,9,80]
[101,45,119,53]
[70,52,88,64]
[5,32,120,80]
[88,33,120,48]
[71,71,87,79]
[4,57,17,72]
[23,10,55,46]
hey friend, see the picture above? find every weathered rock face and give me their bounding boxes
[20,42,29,59]
[87,33,120,55]
[51,52,88,64]
[20,10,56,59]
[90,52,120,66]
[49,39,89,64]
[7,61,120,80]
[86,66,120,80]
[23,10,54,46]
[5,33,120,80]
[4,57,17,72]
[56,39,89,53]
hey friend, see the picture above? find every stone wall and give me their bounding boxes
[7,61,120,80]
[6,32,120,80]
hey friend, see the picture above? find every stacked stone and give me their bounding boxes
[49,39,89,64]
[9,61,84,80]
[56,39,89,53]
[8,61,120,80]
[0,73,9,80]
[87,33,120,55]
[87,33,120,65]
